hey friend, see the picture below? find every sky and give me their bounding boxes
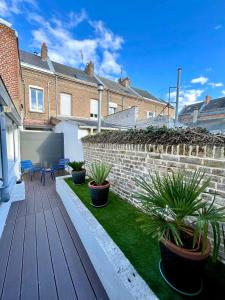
[1,0,225,110]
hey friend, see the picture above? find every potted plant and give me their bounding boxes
[88,161,112,207]
[134,170,225,296]
[68,161,86,184]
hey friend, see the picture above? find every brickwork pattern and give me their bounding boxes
[83,142,225,261]
[0,23,20,110]
[21,67,174,126]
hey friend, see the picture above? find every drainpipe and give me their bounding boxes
[47,82,50,120]
[0,106,10,202]
[107,90,110,115]
[55,75,58,117]
[121,96,124,110]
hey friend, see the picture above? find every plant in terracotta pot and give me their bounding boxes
[134,170,225,296]
[88,161,112,207]
[68,161,86,184]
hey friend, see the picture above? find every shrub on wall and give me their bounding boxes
[82,126,225,146]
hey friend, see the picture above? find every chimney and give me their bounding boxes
[119,77,131,88]
[41,42,48,61]
[84,61,94,77]
[0,19,21,110]
[193,106,198,124]
[205,95,211,105]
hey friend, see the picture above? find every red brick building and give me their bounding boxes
[0,19,174,131]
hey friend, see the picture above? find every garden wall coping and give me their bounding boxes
[56,176,158,300]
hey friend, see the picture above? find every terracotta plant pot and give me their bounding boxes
[159,232,211,296]
[88,180,110,207]
[72,169,86,184]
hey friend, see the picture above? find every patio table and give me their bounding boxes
[40,167,55,185]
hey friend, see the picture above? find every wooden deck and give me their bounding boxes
[0,177,108,300]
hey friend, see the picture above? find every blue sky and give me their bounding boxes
[1,0,225,109]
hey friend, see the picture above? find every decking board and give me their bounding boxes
[0,177,108,300]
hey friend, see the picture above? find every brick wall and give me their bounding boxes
[0,22,21,110]
[21,68,56,126]
[83,142,225,261]
[21,66,174,127]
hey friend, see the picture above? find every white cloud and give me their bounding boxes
[208,82,223,88]
[222,90,225,96]
[68,9,87,28]
[28,12,124,78]
[191,76,208,85]
[214,25,222,30]
[169,89,204,109]
[0,0,8,16]
[99,51,121,76]
[90,20,124,51]
[0,0,37,16]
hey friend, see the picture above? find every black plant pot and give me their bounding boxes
[72,169,86,184]
[88,180,110,207]
[159,236,210,296]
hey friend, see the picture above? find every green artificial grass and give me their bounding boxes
[66,178,225,300]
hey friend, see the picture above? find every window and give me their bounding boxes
[109,102,117,115]
[90,99,98,119]
[60,93,72,116]
[109,107,116,115]
[147,111,155,118]
[29,86,44,112]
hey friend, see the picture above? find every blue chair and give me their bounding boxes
[52,158,70,175]
[40,167,56,185]
[20,160,42,181]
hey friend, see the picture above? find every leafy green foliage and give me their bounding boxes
[89,161,112,185]
[134,170,225,261]
[68,161,85,171]
[66,178,225,300]
[82,126,225,146]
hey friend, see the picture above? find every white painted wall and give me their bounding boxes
[55,121,86,162]
[56,177,157,300]
[0,126,24,239]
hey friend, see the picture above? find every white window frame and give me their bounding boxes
[90,99,98,119]
[59,93,72,116]
[29,85,44,113]
[109,102,117,115]
[147,111,155,118]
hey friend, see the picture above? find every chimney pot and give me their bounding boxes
[205,95,211,105]
[118,77,131,88]
[84,61,94,77]
[41,42,48,61]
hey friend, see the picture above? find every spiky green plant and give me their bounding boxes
[68,161,85,171]
[134,170,225,261]
[89,161,112,185]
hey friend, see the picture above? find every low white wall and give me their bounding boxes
[0,158,25,239]
[56,176,157,300]
[0,181,25,238]
[55,121,84,161]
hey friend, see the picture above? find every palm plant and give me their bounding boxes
[89,161,112,185]
[134,170,225,261]
[68,161,85,171]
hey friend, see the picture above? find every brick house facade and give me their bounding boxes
[0,20,21,111]
[179,95,225,132]
[1,19,174,130]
